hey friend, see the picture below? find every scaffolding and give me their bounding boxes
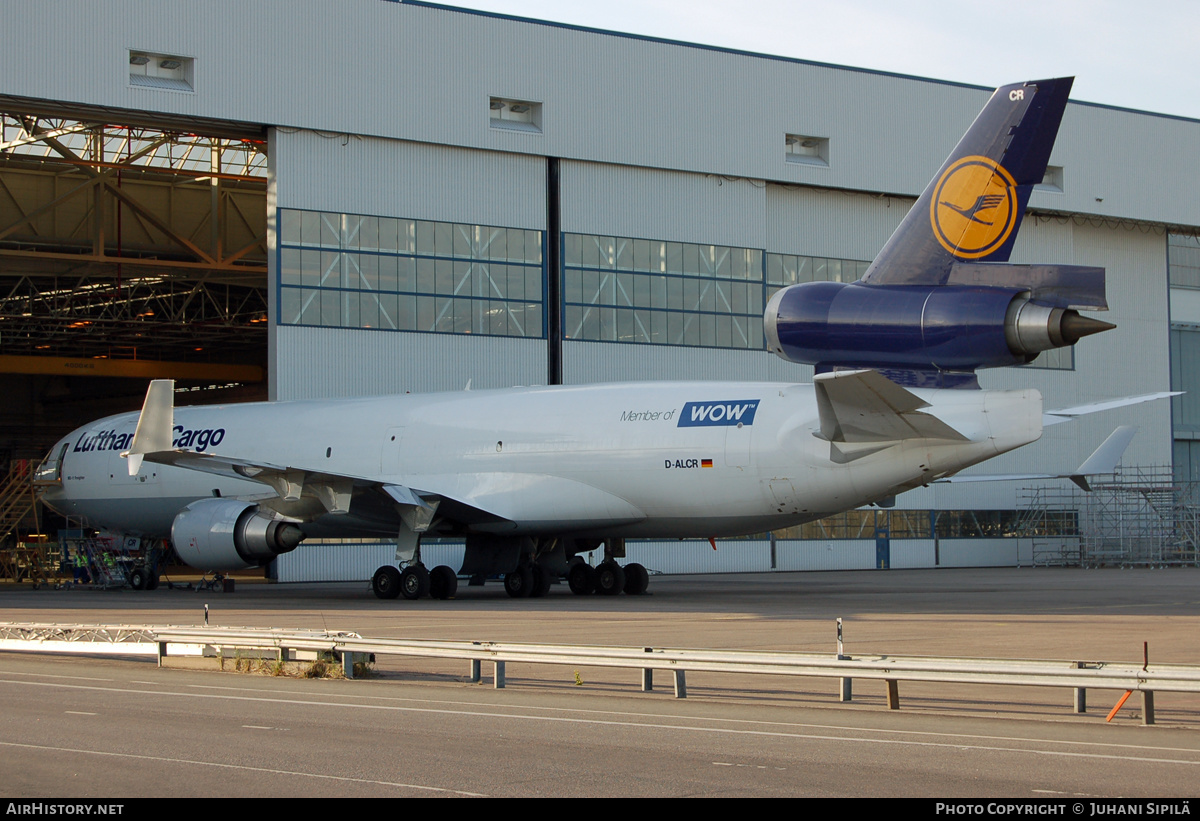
[1019,467,1200,567]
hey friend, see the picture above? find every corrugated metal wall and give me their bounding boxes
[273,537,1027,582]
[563,340,808,386]
[561,161,767,248]
[272,131,547,229]
[275,542,467,584]
[273,326,547,400]
[4,1,1199,226]
[269,129,548,400]
[3,0,1185,581]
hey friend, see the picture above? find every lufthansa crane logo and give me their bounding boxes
[929,155,1018,259]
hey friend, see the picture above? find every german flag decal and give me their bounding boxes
[701,458,714,468]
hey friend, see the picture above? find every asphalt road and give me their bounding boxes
[1,567,1199,798]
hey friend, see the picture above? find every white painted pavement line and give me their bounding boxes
[0,740,486,796]
[172,680,1200,757]
[2,675,1200,767]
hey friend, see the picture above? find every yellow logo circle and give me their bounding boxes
[928,156,1018,259]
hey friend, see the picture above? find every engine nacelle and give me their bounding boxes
[763,280,1112,377]
[171,498,305,571]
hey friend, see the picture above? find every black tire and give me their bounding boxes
[567,562,595,595]
[429,565,458,600]
[623,562,649,595]
[372,565,402,600]
[594,561,626,596]
[128,567,147,591]
[400,565,431,600]
[504,566,534,598]
[530,564,552,598]
[146,573,160,591]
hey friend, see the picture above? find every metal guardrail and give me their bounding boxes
[2,623,1198,725]
[0,622,159,654]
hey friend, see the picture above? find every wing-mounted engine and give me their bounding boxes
[172,498,305,571]
[762,77,1115,388]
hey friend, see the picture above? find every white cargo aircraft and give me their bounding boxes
[38,78,1171,600]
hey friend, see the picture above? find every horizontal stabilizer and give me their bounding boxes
[814,369,967,443]
[1044,392,1180,426]
[947,263,1108,310]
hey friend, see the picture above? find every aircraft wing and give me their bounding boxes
[121,380,474,526]
[937,425,1137,491]
[120,380,646,530]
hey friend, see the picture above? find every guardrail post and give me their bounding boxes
[839,677,852,702]
[157,641,167,667]
[494,661,505,689]
[469,659,481,683]
[673,670,686,698]
[341,652,354,679]
[1143,691,1155,725]
[1074,687,1086,713]
[641,668,653,691]
[886,679,900,709]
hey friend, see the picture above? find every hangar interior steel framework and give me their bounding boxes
[0,108,271,470]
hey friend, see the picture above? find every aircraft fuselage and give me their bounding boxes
[42,380,1043,540]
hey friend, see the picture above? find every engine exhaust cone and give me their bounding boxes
[1060,312,1116,345]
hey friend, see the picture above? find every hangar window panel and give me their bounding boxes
[1169,234,1200,289]
[564,232,765,349]
[277,208,544,339]
[1170,325,1200,434]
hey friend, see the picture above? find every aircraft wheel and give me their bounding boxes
[128,567,148,591]
[504,566,533,598]
[372,565,402,600]
[530,564,552,598]
[594,561,625,596]
[567,563,595,595]
[400,565,431,600]
[146,573,160,591]
[623,563,649,595]
[429,565,458,600]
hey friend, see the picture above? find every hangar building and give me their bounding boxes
[2,0,1198,577]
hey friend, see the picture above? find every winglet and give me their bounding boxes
[1069,425,1137,491]
[122,379,175,475]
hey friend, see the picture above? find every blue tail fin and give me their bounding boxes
[861,77,1073,286]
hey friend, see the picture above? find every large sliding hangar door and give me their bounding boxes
[0,104,269,463]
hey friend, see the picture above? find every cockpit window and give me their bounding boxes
[34,443,68,484]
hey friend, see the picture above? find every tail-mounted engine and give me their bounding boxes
[171,498,305,571]
[763,263,1114,387]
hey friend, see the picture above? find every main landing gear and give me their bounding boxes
[567,560,649,596]
[371,563,458,601]
[369,536,651,600]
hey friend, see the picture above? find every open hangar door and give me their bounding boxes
[0,103,269,548]
[0,105,270,462]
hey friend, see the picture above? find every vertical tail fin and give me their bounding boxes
[861,77,1073,286]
